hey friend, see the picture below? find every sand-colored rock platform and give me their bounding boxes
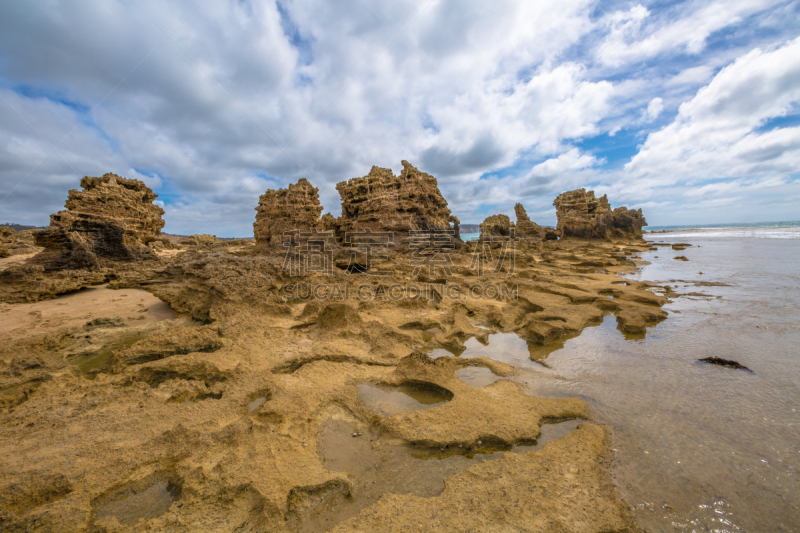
[0,166,670,532]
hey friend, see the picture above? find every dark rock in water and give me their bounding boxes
[674,256,689,261]
[553,188,646,240]
[699,357,752,372]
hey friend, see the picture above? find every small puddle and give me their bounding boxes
[69,335,143,379]
[427,347,462,358]
[94,477,180,526]
[421,328,443,342]
[248,396,268,412]
[357,383,453,417]
[310,418,583,532]
[443,333,561,369]
[455,366,502,387]
[512,419,585,453]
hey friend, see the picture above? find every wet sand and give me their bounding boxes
[0,284,176,342]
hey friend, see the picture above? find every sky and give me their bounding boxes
[0,0,798,236]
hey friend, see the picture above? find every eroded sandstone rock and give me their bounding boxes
[32,174,164,269]
[3,229,41,256]
[0,227,13,258]
[180,234,222,251]
[553,188,646,240]
[514,203,546,242]
[254,179,324,246]
[0,228,668,531]
[479,214,514,238]
[335,161,453,238]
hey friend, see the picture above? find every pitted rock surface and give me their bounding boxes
[553,188,646,240]
[479,214,514,238]
[334,161,452,237]
[514,203,546,242]
[254,179,324,246]
[31,174,164,269]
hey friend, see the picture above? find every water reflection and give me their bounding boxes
[358,383,453,417]
[311,417,581,532]
[455,366,502,387]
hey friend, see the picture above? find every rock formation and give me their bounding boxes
[553,189,646,240]
[0,227,13,258]
[0,205,669,529]
[449,215,461,240]
[335,161,453,237]
[514,203,545,242]
[31,174,164,270]
[478,205,546,242]
[254,178,324,246]
[181,234,221,249]
[2,229,41,256]
[479,214,514,238]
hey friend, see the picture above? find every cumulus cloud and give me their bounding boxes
[596,0,785,67]
[625,36,800,186]
[0,0,798,234]
[644,97,663,121]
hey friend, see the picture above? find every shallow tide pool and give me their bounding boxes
[521,233,800,532]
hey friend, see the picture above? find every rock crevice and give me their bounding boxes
[254,178,324,246]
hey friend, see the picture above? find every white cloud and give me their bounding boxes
[0,0,798,233]
[597,0,784,67]
[625,36,800,186]
[530,148,600,177]
[644,97,663,122]
[666,65,715,87]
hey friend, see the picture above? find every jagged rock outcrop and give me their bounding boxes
[553,189,646,240]
[514,203,545,242]
[181,234,221,249]
[335,161,453,238]
[31,174,164,270]
[254,179,323,246]
[0,227,13,257]
[0,264,105,303]
[609,206,648,237]
[449,215,461,240]
[2,229,41,256]
[480,214,514,238]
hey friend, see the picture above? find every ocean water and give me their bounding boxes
[461,232,480,241]
[648,220,800,234]
[520,230,800,532]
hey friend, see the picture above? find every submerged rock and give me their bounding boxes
[553,188,646,240]
[31,174,164,270]
[254,178,324,246]
[699,357,752,372]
